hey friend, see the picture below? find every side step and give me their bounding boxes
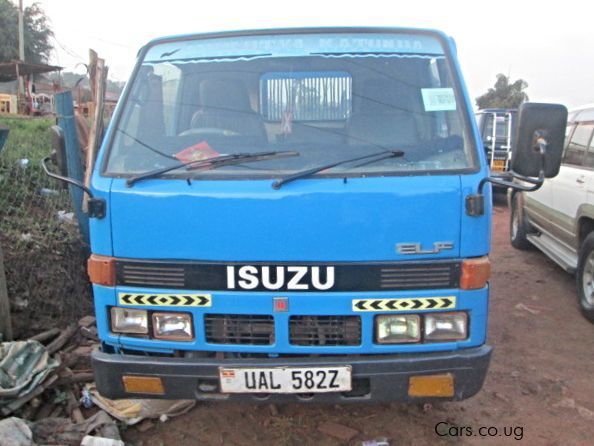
[527,233,578,273]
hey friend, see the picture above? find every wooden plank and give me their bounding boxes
[29,327,60,343]
[0,243,12,341]
[46,323,77,355]
[83,52,107,212]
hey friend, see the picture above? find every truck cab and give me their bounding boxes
[476,108,516,174]
[87,28,496,403]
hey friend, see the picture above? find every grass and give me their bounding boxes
[0,115,92,336]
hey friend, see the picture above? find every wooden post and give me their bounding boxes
[83,51,107,212]
[0,127,12,340]
[0,240,13,341]
[55,91,90,245]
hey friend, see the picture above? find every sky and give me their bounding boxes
[28,0,592,109]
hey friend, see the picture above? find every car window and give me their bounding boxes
[563,123,594,167]
[586,127,594,169]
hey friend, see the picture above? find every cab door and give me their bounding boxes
[551,122,594,247]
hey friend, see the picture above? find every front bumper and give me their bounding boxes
[92,344,492,403]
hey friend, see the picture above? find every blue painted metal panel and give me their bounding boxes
[144,32,445,63]
[109,175,462,261]
[95,285,487,354]
[55,92,90,245]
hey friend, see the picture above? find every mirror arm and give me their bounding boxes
[467,139,547,217]
[41,155,106,219]
[478,139,547,194]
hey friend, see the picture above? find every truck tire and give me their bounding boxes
[510,194,532,250]
[576,233,594,323]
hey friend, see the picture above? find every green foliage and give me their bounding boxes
[0,0,53,64]
[476,74,529,110]
[0,116,92,335]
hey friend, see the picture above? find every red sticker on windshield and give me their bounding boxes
[174,141,220,163]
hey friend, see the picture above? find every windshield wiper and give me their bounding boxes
[116,129,178,160]
[272,150,404,190]
[127,151,299,187]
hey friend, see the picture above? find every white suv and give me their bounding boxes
[510,105,594,322]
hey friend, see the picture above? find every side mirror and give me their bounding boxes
[468,102,568,217]
[510,102,567,178]
[0,126,8,153]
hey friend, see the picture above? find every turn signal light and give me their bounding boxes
[460,257,490,290]
[87,254,116,286]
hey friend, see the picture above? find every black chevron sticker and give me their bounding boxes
[118,293,211,307]
[355,301,367,310]
[352,297,456,312]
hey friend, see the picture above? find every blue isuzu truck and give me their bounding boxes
[45,28,566,402]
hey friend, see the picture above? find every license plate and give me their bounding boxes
[219,366,352,393]
[491,159,506,171]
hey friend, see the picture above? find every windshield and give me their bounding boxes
[104,32,476,179]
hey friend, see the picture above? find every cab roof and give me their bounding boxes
[139,27,452,56]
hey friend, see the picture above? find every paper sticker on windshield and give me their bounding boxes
[421,88,457,112]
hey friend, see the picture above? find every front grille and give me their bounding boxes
[380,264,458,289]
[289,316,361,346]
[116,260,460,291]
[205,314,275,345]
[119,264,186,288]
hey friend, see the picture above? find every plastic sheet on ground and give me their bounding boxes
[87,384,196,425]
[0,417,34,446]
[0,341,59,405]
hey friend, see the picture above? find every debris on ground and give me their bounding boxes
[0,317,124,444]
[317,420,359,441]
[0,315,199,444]
[87,385,195,425]
[0,416,33,446]
[0,340,59,413]
[361,438,390,446]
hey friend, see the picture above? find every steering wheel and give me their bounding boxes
[178,127,240,137]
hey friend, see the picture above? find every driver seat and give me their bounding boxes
[190,79,267,141]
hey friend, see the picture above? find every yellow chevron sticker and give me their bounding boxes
[118,293,211,307]
[352,296,456,312]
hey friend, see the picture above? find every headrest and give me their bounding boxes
[357,79,416,114]
[199,79,253,112]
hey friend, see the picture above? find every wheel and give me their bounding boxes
[510,194,532,250]
[576,233,594,322]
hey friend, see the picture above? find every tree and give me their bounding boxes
[476,74,529,110]
[0,0,53,64]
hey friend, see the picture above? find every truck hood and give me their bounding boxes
[108,175,462,262]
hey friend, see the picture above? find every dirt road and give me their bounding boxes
[125,204,594,445]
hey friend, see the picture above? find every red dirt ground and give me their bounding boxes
[124,203,594,446]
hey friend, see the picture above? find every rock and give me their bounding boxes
[553,397,576,409]
[318,421,359,441]
[515,303,541,315]
[577,406,594,421]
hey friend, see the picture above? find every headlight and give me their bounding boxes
[424,312,468,341]
[152,312,194,341]
[375,314,420,344]
[111,307,148,334]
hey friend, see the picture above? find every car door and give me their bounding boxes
[551,122,594,248]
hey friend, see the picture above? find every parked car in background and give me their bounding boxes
[510,104,594,322]
[476,108,516,175]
